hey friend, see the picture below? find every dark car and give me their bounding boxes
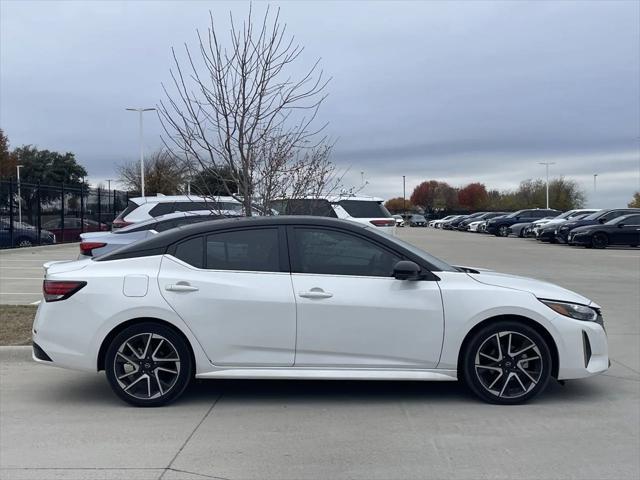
[456,212,492,230]
[441,215,469,230]
[486,209,561,237]
[407,214,427,227]
[42,218,109,242]
[567,214,640,248]
[554,209,640,244]
[0,219,55,248]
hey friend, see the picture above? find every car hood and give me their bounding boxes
[464,269,594,306]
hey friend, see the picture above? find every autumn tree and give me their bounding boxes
[118,150,190,196]
[628,191,640,208]
[0,129,17,178]
[457,182,489,211]
[384,197,414,214]
[159,6,338,215]
[411,180,458,212]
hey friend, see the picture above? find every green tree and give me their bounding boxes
[628,191,640,208]
[384,197,415,214]
[12,146,87,187]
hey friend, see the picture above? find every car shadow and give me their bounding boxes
[44,372,614,408]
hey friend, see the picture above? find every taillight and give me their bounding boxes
[370,219,396,227]
[79,242,106,256]
[112,218,132,229]
[43,280,87,302]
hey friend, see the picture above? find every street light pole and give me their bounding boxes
[402,175,406,218]
[126,107,156,197]
[16,165,22,224]
[538,162,555,209]
[593,174,598,193]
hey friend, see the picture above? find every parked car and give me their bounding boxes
[42,218,108,242]
[407,214,427,227]
[272,195,396,235]
[467,213,509,232]
[508,217,557,237]
[553,209,640,244]
[33,216,608,407]
[437,215,465,229]
[392,214,405,227]
[429,215,457,228]
[112,195,250,229]
[567,214,640,248]
[528,209,600,238]
[486,209,561,237]
[79,212,230,257]
[327,195,396,235]
[456,212,490,231]
[0,219,55,248]
[444,214,474,230]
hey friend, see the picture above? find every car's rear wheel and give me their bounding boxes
[105,323,193,407]
[16,237,33,247]
[462,322,552,404]
[591,233,608,249]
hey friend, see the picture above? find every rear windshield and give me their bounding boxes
[116,201,140,220]
[337,200,392,218]
[270,199,338,217]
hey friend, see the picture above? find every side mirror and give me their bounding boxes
[393,260,422,280]
[599,218,607,224]
[617,223,625,228]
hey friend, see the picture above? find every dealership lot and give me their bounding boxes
[1,229,638,479]
[0,243,79,305]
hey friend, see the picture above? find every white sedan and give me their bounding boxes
[32,217,608,406]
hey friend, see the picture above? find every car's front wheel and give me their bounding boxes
[591,233,608,249]
[105,322,193,407]
[497,225,509,237]
[462,321,552,404]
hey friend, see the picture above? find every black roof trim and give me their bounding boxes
[96,216,369,262]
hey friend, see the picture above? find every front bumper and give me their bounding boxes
[568,232,591,246]
[555,314,609,380]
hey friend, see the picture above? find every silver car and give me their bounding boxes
[79,212,230,257]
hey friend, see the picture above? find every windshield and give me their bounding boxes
[366,227,457,272]
[582,210,605,221]
[412,215,426,221]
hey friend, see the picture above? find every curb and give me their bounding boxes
[0,346,32,363]
[0,242,79,254]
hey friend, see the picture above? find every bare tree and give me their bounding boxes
[158,5,338,215]
[118,150,190,195]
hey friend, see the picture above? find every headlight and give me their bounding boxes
[539,299,598,321]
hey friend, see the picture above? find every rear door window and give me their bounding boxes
[336,200,392,218]
[206,228,280,272]
[173,237,205,268]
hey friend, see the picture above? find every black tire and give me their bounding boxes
[496,225,509,237]
[16,237,33,247]
[591,233,608,249]
[105,322,193,407]
[462,321,552,405]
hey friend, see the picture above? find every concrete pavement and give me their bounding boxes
[1,229,639,479]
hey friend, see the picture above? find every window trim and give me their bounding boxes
[167,226,289,273]
[286,225,438,280]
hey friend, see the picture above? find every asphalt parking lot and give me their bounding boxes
[0,243,79,305]
[1,229,639,480]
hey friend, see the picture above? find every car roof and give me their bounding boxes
[130,195,240,205]
[97,216,369,261]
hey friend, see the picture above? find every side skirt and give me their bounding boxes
[196,368,458,381]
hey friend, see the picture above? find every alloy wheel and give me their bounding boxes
[17,239,33,247]
[113,332,181,400]
[474,331,543,400]
[591,233,608,249]
[498,226,509,237]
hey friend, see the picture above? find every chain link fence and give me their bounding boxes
[1,179,129,249]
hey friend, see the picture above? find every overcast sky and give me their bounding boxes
[1,0,639,207]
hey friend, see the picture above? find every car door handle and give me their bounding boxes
[165,283,199,292]
[298,289,333,299]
